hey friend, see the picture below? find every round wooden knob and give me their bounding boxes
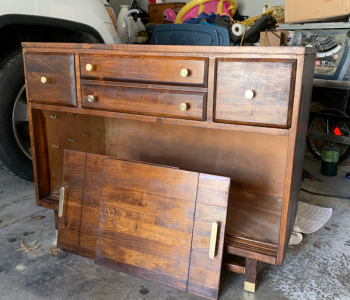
[87,95,95,102]
[86,64,93,71]
[41,77,47,83]
[245,90,255,99]
[180,69,189,77]
[179,103,188,111]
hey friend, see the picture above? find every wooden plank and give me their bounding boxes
[57,150,87,253]
[224,262,245,274]
[277,53,316,265]
[187,174,230,300]
[226,189,283,245]
[95,159,199,292]
[30,102,289,136]
[78,153,104,259]
[22,42,314,55]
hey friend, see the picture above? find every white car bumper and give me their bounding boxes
[98,22,122,44]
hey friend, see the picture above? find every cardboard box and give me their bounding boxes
[285,0,350,23]
[260,31,288,46]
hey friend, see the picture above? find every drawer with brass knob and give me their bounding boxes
[24,53,77,107]
[81,83,206,121]
[80,55,208,87]
[214,58,297,128]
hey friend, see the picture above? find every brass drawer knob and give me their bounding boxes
[87,95,95,102]
[245,90,255,99]
[41,77,47,83]
[179,103,188,111]
[180,69,189,77]
[86,64,93,71]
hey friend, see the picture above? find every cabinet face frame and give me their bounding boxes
[23,43,315,272]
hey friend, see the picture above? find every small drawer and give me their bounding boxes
[81,84,206,121]
[80,55,208,87]
[214,58,296,128]
[25,53,77,107]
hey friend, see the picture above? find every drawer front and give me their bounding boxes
[214,58,296,127]
[80,55,207,86]
[81,84,206,120]
[25,53,77,107]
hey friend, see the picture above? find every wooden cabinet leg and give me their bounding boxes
[244,258,258,292]
[54,210,59,236]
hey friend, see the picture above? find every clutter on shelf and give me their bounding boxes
[115,0,286,46]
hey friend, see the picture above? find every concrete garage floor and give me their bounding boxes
[0,157,349,300]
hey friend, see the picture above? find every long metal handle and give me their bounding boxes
[209,222,218,260]
[58,187,67,217]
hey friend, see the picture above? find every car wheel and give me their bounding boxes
[0,50,33,181]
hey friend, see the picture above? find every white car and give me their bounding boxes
[0,0,122,181]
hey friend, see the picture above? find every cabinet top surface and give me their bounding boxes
[22,42,315,55]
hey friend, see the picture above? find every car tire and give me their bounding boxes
[306,108,350,162]
[0,49,34,182]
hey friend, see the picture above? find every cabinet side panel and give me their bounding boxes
[277,54,316,265]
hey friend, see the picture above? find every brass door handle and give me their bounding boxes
[86,64,93,71]
[209,222,218,260]
[87,95,95,102]
[41,77,48,83]
[180,69,189,77]
[58,187,67,217]
[179,103,188,111]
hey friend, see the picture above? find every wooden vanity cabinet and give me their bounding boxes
[23,43,315,294]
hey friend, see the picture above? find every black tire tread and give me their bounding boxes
[0,49,33,181]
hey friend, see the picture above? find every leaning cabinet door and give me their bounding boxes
[214,58,297,128]
[57,150,230,300]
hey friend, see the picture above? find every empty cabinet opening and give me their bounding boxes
[33,109,289,248]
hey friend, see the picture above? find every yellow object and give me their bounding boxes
[237,5,284,45]
[175,0,237,24]
[244,282,256,292]
[209,222,218,259]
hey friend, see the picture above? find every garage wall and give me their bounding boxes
[236,0,285,17]
[113,0,285,19]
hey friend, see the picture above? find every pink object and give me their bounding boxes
[163,8,176,21]
[183,0,233,21]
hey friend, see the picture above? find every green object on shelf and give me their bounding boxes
[321,144,339,177]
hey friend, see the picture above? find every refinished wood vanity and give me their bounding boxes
[23,42,315,297]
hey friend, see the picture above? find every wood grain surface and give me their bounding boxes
[187,174,230,299]
[57,150,86,253]
[80,55,208,86]
[226,189,282,245]
[95,159,197,290]
[95,159,230,299]
[215,58,296,127]
[25,53,77,106]
[149,3,186,24]
[23,42,315,55]
[81,84,206,120]
[23,42,316,281]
